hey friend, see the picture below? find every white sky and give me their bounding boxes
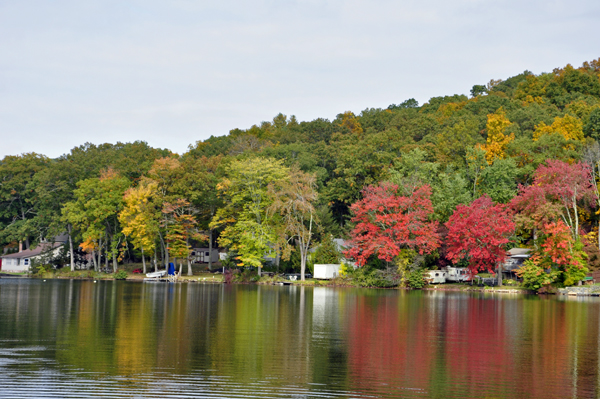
[1,0,599,158]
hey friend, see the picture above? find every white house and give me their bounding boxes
[0,242,63,273]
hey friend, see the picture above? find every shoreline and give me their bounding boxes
[9,273,600,297]
[3,273,537,295]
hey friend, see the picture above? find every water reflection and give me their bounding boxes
[1,279,600,398]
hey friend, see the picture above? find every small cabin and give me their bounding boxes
[190,248,219,264]
[313,264,341,279]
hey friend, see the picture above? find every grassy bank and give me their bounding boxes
[20,265,535,294]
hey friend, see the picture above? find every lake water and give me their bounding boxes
[1,279,600,398]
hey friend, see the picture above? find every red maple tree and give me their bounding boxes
[511,160,594,239]
[445,195,515,275]
[345,183,440,266]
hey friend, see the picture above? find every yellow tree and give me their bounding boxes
[119,181,160,273]
[479,107,514,164]
[338,111,363,134]
[533,114,585,142]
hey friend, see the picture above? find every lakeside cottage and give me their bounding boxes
[190,248,220,264]
[0,242,64,273]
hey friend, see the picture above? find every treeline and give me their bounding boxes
[1,58,600,287]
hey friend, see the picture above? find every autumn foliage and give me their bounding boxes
[346,183,440,266]
[512,159,593,238]
[445,195,515,275]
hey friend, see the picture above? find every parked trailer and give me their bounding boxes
[444,266,469,282]
[313,264,341,279]
[425,270,447,284]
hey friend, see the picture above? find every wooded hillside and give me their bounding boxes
[2,58,600,286]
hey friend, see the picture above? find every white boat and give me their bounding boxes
[146,270,167,278]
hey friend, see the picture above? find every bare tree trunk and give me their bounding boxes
[497,262,503,287]
[300,244,306,282]
[186,237,193,276]
[68,224,75,272]
[154,250,158,272]
[91,249,97,271]
[97,237,102,270]
[208,228,213,271]
[141,245,146,274]
[573,193,579,240]
[112,253,118,273]
[159,231,168,270]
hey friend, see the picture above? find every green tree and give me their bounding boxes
[210,157,289,274]
[62,169,130,272]
[470,85,488,97]
[268,167,318,281]
[0,153,49,249]
[314,233,341,264]
[584,108,600,140]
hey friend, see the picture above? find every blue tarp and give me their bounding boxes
[168,262,176,276]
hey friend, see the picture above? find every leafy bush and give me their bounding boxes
[34,263,52,276]
[231,268,260,283]
[349,266,398,288]
[114,270,128,280]
[515,260,559,291]
[223,268,237,284]
[406,269,428,289]
[339,262,350,276]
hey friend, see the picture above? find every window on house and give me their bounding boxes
[205,252,209,256]
[24,258,29,266]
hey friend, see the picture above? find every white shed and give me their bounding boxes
[313,264,341,279]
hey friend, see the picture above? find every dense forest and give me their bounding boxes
[2,58,600,289]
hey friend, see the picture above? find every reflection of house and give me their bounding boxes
[0,242,64,273]
[190,248,219,263]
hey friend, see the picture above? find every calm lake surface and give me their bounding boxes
[1,279,600,398]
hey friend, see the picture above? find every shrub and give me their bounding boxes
[339,262,349,276]
[223,268,237,284]
[349,266,398,288]
[114,270,128,280]
[515,260,559,291]
[34,264,52,276]
[406,269,428,289]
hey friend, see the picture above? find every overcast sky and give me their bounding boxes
[1,0,599,158]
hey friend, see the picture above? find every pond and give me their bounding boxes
[1,278,599,398]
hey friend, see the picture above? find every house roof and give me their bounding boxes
[1,242,62,259]
[507,248,531,256]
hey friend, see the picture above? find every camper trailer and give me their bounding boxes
[444,266,469,282]
[425,270,447,284]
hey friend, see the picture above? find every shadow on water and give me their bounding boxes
[1,279,600,398]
